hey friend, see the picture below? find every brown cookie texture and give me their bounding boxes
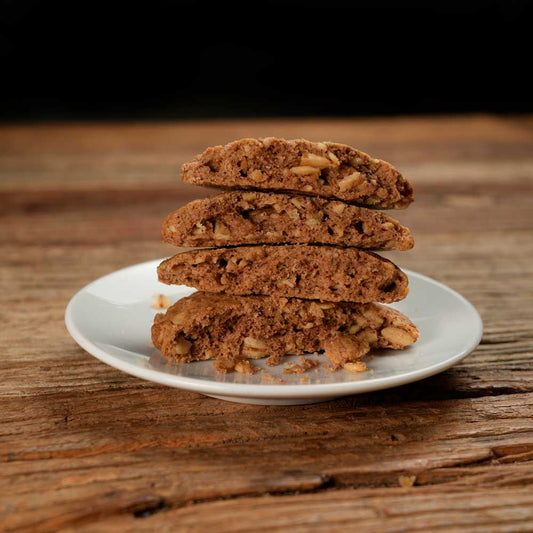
[181,137,414,209]
[157,245,408,304]
[152,292,419,369]
[161,191,414,250]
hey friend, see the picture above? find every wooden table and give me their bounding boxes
[2,116,533,532]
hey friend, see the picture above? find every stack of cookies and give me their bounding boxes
[152,138,419,373]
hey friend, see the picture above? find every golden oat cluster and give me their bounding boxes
[152,138,418,374]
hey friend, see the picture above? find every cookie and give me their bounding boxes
[152,291,419,369]
[157,245,408,303]
[161,191,414,250]
[181,137,414,209]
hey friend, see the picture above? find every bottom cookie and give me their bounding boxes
[152,292,418,372]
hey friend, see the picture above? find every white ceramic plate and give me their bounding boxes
[65,259,483,405]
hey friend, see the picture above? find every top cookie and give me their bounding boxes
[181,138,414,209]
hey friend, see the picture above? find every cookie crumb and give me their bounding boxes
[399,475,416,487]
[284,357,320,374]
[213,360,234,374]
[343,361,367,373]
[213,359,259,374]
[324,333,369,369]
[234,360,259,375]
[152,294,172,310]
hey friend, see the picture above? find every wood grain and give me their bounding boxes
[1,115,533,532]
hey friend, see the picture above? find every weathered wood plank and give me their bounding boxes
[2,392,533,530]
[69,484,533,533]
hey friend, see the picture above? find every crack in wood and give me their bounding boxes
[130,497,168,519]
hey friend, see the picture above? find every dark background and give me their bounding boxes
[1,0,531,121]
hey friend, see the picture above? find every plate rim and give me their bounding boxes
[65,259,483,399]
